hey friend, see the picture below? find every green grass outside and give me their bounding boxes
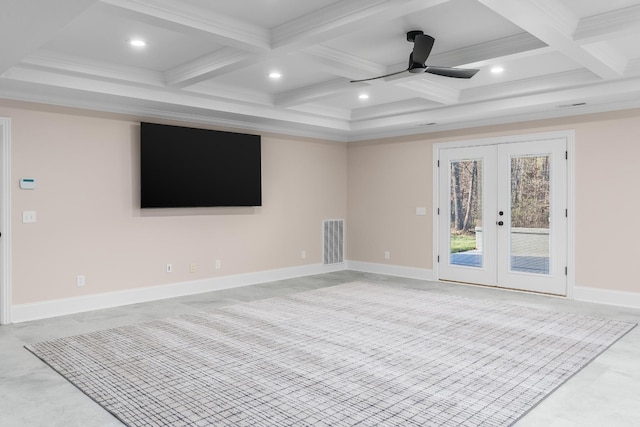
[450,233,476,253]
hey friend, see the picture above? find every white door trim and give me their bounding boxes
[433,130,575,297]
[0,117,11,324]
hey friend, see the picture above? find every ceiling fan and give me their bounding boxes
[350,30,479,83]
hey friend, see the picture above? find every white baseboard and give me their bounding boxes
[12,262,637,323]
[11,263,346,323]
[573,286,640,310]
[346,260,433,281]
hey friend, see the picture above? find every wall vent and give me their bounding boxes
[323,219,344,265]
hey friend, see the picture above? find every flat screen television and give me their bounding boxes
[140,122,262,208]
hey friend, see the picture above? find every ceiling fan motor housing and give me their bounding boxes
[406,30,424,42]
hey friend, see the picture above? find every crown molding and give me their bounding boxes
[574,4,640,43]
[461,69,599,103]
[21,50,165,86]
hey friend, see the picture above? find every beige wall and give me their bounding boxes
[347,138,433,267]
[3,100,347,304]
[4,98,640,306]
[347,108,640,294]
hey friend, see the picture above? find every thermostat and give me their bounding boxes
[20,178,36,190]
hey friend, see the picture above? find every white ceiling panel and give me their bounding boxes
[42,3,222,71]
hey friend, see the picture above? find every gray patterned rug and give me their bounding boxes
[26,282,635,426]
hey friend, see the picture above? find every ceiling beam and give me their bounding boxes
[478,0,626,79]
[164,48,253,88]
[299,46,387,81]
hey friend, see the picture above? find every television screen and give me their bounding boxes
[140,122,262,208]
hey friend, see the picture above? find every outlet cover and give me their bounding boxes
[22,211,37,223]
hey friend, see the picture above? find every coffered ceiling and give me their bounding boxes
[2,0,640,141]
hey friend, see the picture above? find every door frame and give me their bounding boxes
[433,130,575,298]
[0,117,11,325]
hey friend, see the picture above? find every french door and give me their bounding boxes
[437,139,567,295]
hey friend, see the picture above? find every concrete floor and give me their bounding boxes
[1,270,639,426]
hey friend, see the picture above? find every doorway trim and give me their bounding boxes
[433,130,575,298]
[0,117,11,324]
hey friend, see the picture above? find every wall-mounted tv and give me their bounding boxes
[140,122,262,208]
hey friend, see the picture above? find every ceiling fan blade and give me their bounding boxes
[412,33,435,66]
[350,69,408,83]
[425,66,479,79]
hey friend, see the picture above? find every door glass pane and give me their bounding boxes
[510,155,550,274]
[449,160,482,267]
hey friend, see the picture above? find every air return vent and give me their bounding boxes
[323,219,344,265]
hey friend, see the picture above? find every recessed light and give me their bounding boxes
[491,66,504,74]
[359,94,369,100]
[269,72,282,79]
[129,39,147,48]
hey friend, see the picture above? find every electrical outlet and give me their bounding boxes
[166,264,172,273]
[384,251,391,260]
[76,275,85,287]
[301,250,306,260]
[190,262,196,273]
[215,259,221,270]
